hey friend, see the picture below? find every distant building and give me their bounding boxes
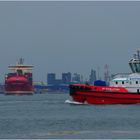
[89,69,97,84]
[62,72,71,84]
[104,64,110,83]
[47,73,56,85]
[47,72,71,92]
[54,79,63,85]
[72,73,81,83]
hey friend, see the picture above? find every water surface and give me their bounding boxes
[0,93,140,139]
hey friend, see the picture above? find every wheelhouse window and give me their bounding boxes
[134,63,138,72]
[129,63,134,73]
[122,81,124,84]
[136,63,140,72]
[136,81,138,84]
[115,81,118,84]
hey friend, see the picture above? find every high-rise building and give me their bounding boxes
[72,73,81,83]
[47,73,56,85]
[104,64,110,83]
[62,72,71,84]
[89,69,97,84]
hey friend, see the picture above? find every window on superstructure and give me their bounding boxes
[136,63,140,72]
[115,81,118,84]
[129,63,135,73]
[135,63,138,73]
[122,81,124,84]
[136,81,138,84]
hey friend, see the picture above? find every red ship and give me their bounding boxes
[70,50,140,104]
[5,58,34,95]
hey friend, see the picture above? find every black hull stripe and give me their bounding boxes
[73,93,140,100]
[76,90,140,95]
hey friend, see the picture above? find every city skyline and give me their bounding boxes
[0,1,139,82]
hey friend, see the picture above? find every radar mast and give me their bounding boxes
[129,50,140,73]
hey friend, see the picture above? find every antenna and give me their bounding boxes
[18,58,24,65]
[137,50,140,60]
[133,54,137,59]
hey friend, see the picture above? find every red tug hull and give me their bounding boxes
[70,84,140,105]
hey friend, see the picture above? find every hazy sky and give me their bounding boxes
[0,1,140,82]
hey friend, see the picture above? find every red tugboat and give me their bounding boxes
[70,50,140,104]
[5,58,34,95]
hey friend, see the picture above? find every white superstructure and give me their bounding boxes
[110,50,140,93]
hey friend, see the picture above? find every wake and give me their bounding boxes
[65,99,87,105]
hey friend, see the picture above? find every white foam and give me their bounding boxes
[65,99,87,105]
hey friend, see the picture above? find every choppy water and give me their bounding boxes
[0,93,140,139]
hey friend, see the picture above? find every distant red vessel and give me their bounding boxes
[70,50,140,104]
[5,58,34,95]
